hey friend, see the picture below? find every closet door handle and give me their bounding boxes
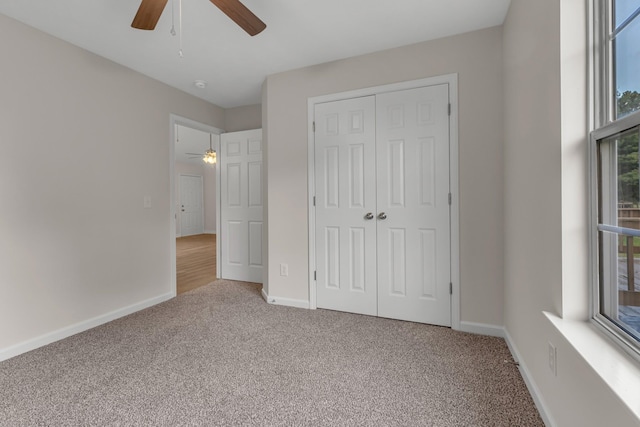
[364,212,374,220]
[378,212,387,220]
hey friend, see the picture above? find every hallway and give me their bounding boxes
[177,234,216,295]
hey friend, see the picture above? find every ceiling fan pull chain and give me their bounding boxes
[178,0,184,58]
[170,0,176,36]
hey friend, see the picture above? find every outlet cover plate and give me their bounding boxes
[548,342,557,376]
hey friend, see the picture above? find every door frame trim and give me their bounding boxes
[169,114,222,297]
[306,74,460,330]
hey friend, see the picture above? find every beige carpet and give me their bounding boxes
[0,280,543,426]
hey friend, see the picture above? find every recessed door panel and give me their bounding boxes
[388,105,405,129]
[325,147,340,208]
[248,221,263,267]
[349,110,365,134]
[227,141,241,157]
[420,229,437,299]
[388,228,407,296]
[248,162,262,207]
[325,227,340,289]
[325,114,339,135]
[248,138,262,155]
[227,221,243,265]
[227,163,242,207]
[349,227,366,292]
[420,138,436,206]
[388,140,405,208]
[349,144,365,208]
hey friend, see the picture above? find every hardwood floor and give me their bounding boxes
[177,234,216,295]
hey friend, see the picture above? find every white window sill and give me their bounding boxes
[544,311,640,419]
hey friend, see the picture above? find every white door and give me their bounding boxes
[376,85,451,326]
[314,85,451,326]
[220,129,263,283]
[315,96,378,315]
[179,174,204,237]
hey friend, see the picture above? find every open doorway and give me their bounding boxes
[170,115,222,296]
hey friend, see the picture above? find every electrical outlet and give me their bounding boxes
[548,342,557,376]
[280,263,289,277]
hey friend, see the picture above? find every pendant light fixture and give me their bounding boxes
[203,134,217,164]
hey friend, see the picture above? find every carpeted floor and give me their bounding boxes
[0,281,543,426]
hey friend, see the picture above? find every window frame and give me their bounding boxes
[589,0,640,360]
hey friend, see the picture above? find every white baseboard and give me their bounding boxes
[504,328,555,427]
[0,292,174,363]
[261,288,310,309]
[458,321,505,337]
[204,230,216,234]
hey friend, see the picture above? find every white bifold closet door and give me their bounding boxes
[220,129,264,283]
[314,84,451,326]
[315,96,378,316]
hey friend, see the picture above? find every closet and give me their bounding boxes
[313,84,451,326]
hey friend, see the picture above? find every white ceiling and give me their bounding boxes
[0,0,510,109]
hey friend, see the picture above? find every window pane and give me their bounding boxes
[614,1,640,118]
[615,0,640,27]
[600,126,640,339]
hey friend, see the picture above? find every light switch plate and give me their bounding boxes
[280,263,289,277]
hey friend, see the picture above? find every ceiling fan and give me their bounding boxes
[132,0,266,36]
[185,134,217,164]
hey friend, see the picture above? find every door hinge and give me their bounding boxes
[314,271,317,281]
[313,121,316,132]
[448,193,452,205]
[448,103,451,116]
[313,196,316,206]
[449,282,453,295]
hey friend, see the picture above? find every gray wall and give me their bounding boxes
[0,14,224,353]
[262,26,505,327]
[224,104,262,132]
[503,0,636,424]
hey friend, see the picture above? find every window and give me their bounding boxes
[592,0,640,356]
[612,1,640,119]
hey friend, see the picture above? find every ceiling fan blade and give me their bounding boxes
[132,0,168,30]
[185,152,203,156]
[210,0,267,36]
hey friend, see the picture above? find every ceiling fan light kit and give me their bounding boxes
[132,0,266,36]
[202,133,217,164]
[203,149,217,164]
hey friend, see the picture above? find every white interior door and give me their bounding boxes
[376,85,451,326]
[179,174,204,237]
[313,84,451,326]
[315,96,378,315]
[220,129,263,283]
